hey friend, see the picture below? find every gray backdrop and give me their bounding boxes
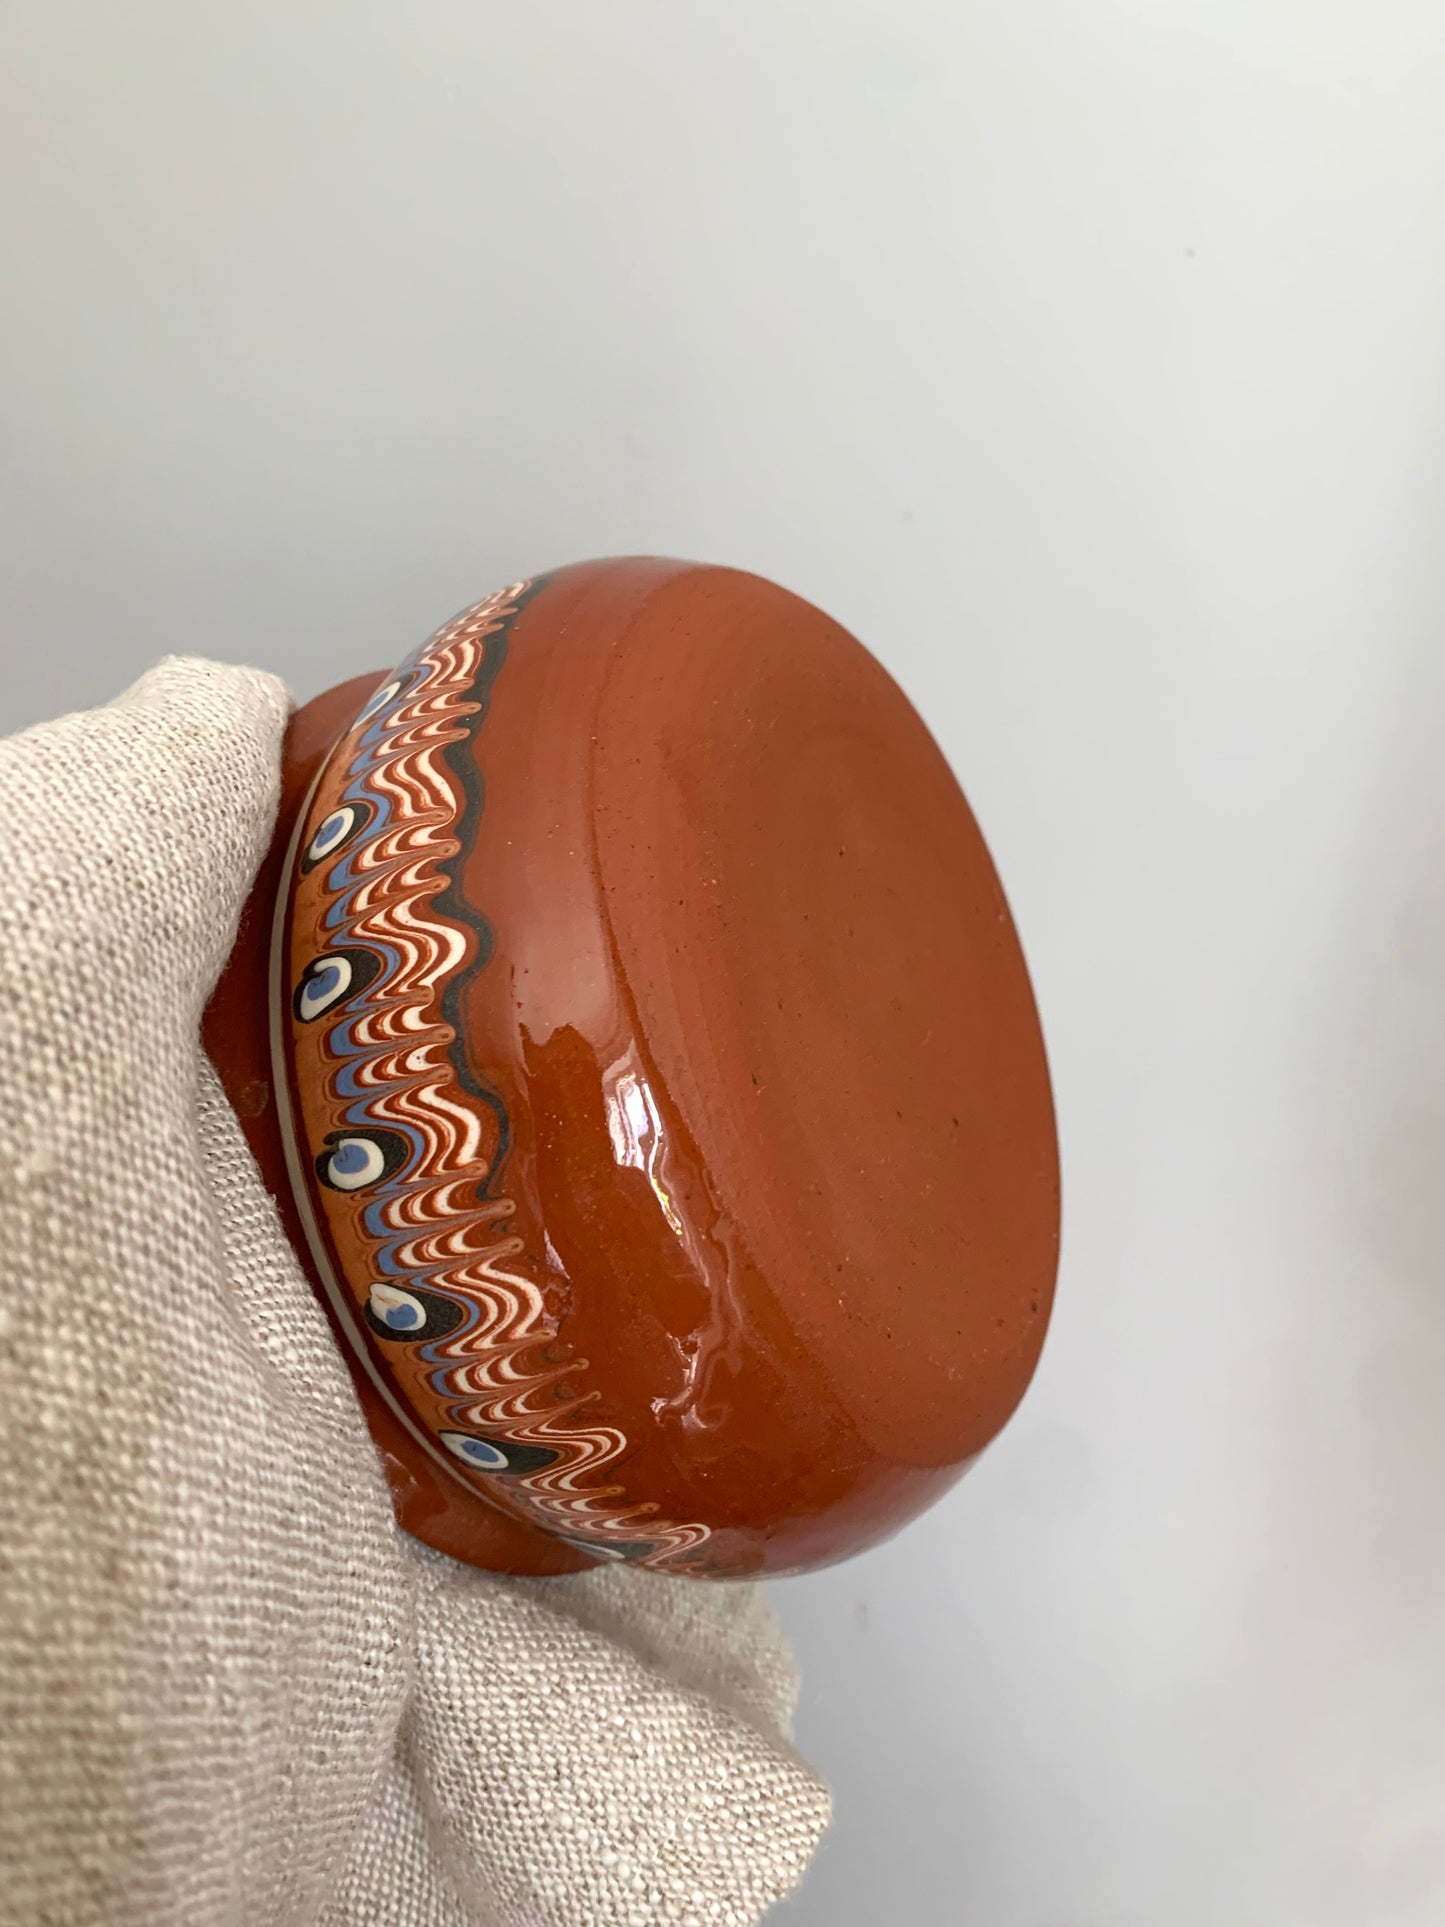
[4,4,1444,1923]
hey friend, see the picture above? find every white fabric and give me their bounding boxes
[0,659,829,1927]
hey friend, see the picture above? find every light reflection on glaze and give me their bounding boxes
[604,1049,686,1239]
[599,1048,756,1441]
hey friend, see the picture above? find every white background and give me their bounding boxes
[3,4,1444,1922]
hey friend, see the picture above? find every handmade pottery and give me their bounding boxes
[204,558,1059,1578]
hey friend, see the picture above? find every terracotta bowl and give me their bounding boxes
[204,558,1059,1578]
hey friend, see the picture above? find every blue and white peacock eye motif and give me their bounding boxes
[283,581,714,1570]
[438,1431,562,1477]
[316,1127,408,1193]
[364,1281,466,1343]
[293,947,381,1023]
[300,802,373,874]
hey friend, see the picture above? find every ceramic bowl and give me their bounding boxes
[205,558,1059,1578]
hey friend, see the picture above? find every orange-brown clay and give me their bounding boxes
[205,559,1059,1578]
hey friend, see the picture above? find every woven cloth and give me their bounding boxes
[0,658,829,1927]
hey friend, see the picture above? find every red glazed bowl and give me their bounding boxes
[205,558,1059,1578]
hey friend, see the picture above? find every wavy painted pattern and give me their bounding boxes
[284,582,711,1570]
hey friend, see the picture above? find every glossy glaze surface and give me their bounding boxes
[209,558,1059,1577]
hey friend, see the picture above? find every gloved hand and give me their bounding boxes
[0,657,829,1927]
